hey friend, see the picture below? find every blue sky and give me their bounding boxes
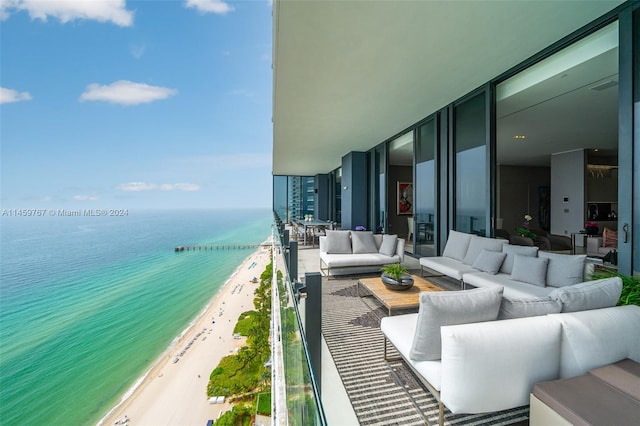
[1,0,273,210]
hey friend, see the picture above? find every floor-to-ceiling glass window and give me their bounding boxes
[454,92,487,236]
[633,7,640,274]
[388,132,414,244]
[376,144,387,233]
[334,168,342,226]
[495,22,619,256]
[415,118,437,256]
[273,175,289,222]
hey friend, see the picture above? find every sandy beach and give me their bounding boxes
[99,246,271,426]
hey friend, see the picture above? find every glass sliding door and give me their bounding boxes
[376,144,387,233]
[454,92,487,236]
[415,118,437,256]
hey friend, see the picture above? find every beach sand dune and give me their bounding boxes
[100,247,271,426]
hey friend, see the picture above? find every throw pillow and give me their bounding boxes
[472,249,507,275]
[462,235,507,265]
[409,286,503,361]
[538,252,586,288]
[350,231,378,254]
[603,227,618,248]
[379,234,398,257]
[500,244,538,274]
[324,230,352,254]
[441,230,472,261]
[549,277,622,313]
[498,297,562,320]
[510,254,548,287]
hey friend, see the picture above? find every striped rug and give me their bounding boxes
[321,275,529,426]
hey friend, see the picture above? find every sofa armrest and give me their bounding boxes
[319,235,327,253]
[395,238,405,262]
[440,316,561,414]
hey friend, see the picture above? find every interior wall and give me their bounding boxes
[388,165,413,238]
[551,149,585,238]
[498,165,551,235]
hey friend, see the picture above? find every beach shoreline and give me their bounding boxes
[98,242,271,426]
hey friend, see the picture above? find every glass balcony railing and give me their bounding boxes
[271,214,326,426]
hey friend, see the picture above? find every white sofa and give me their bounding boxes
[319,230,405,277]
[420,230,595,299]
[381,303,640,426]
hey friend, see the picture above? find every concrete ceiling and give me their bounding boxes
[272,0,624,176]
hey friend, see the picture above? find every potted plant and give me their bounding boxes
[380,263,414,291]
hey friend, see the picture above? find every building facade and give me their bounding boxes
[272,0,640,276]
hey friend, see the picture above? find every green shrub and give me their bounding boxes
[591,271,640,306]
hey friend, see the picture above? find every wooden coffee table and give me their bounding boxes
[357,274,444,316]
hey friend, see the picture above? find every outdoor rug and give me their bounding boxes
[321,274,529,426]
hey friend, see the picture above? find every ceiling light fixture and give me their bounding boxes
[513,135,526,140]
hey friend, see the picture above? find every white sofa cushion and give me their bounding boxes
[324,230,352,254]
[420,256,477,281]
[472,249,506,274]
[378,234,398,257]
[409,286,503,361]
[320,252,401,268]
[539,252,586,288]
[500,244,538,274]
[550,305,640,379]
[511,254,548,287]
[440,316,562,413]
[549,277,622,313]
[463,271,555,299]
[442,230,472,261]
[351,231,378,254]
[380,313,443,391]
[498,297,562,320]
[462,235,508,265]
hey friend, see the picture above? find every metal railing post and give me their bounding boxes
[304,272,322,394]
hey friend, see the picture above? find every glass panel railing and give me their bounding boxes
[271,215,326,425]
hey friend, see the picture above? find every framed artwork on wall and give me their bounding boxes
[397,182,413,215]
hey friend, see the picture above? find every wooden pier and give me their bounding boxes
[174,244,266,252]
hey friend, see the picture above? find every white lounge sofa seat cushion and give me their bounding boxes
[440,316,562,413]
[350,231,378,254]
[471,249,506,274]
[539,252,587,287]
[420,256,477,281]
[380,313,443,390]
[320,252,401,268]
[500,244,539,274]
[378,234,398,257]
[409,286,504,361]
[324,230,352,254]
[510,255,549,287]
[548,277,622,313]
[462,235,509,265]
[549,305,640,379]
[463,271,554,299]
[441,230,472,261]
[498,297,562,320]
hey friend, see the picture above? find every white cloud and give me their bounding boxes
[79,80,177,106]
[160,183,200,192]
[116,182,157,192]
[73,194,100,201]
[116,182,200,192]
[0,86,32,104]
[185,0,233,15]
[2,0,134,26]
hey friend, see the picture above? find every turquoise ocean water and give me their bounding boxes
[0,209,272,425]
